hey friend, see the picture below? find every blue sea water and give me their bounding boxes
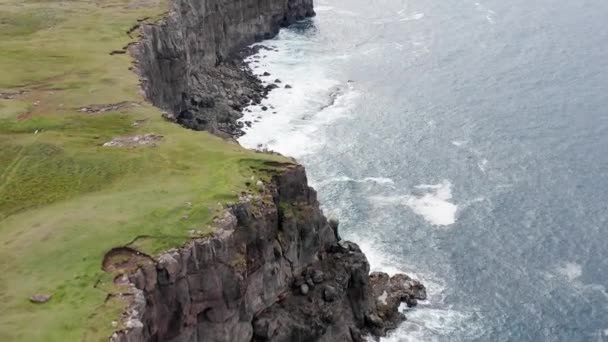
[239,0,608,340]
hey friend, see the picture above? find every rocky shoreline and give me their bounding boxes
[112,0,427,340]
[132,0,315,137]
[110,166,426,342]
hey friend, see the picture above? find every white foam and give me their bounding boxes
[381,307,484,342]
[370,181,459,227]
[399,13,425,21]
[357,239,413,276]
[373,11,424,25]
[556,262,582,282]
[477,158,488,173]
[451,140,467,147]
[319,176,354,184]
[363,177,395,184]
[314,5,333,11]
[408,181,458,226]
[238,31,359,157]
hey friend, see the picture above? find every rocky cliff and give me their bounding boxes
[115,0,426,341]
[134,0,315,136]
[110,165,426,342]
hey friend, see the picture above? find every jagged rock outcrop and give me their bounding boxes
[133,0,315,136]
[110,165,425,342]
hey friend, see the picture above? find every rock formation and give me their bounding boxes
[133,0,315,136]
[110,165,425,342]
[113,0,427,340]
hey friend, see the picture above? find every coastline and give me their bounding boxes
[113,0,428,340]
[0,0,427,340]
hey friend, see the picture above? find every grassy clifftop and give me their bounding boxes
[0,0,288,340]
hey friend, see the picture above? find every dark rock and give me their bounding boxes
[368,271,427,334]
[406,297,418,307]
[284,84,292,89]
[365,313,383,327]
[274,79,281,83]
[323,285,337,302]
[312,270,324,283]
[328,218,341,241]
[262,71,271,76]
[261,106,268,111]
[294,276,305,288]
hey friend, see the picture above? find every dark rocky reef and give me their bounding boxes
[110,165,425,342]
[133,0,315,136]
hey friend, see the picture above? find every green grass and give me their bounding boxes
[0,0,291,341]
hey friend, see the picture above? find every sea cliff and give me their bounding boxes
[0,0,424,339]
[110,165,426,342]
[134,0,315,136]
[109,0,427,341]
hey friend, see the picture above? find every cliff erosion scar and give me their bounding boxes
[111,0,427,341]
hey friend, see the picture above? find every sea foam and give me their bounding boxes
[238,30,358,157]
[371,180,458,227]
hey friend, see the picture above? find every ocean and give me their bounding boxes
[238,0,608,340]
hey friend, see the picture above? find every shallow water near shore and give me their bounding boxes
[239,0,608,340]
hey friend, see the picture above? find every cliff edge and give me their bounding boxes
[134,0,315,136]
[110,0,427,341]
[0,0,424,340]
[110,165,426,342]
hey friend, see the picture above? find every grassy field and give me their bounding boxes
[0,0,288,340]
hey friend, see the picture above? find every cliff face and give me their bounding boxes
[117,0,426,341]
[134,0,314,136]
[110,166,426,342]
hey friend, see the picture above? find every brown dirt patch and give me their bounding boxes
[102,246,154,274]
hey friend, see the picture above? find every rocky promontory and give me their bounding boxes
[110,165,426,342]
[110,0,427,340]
